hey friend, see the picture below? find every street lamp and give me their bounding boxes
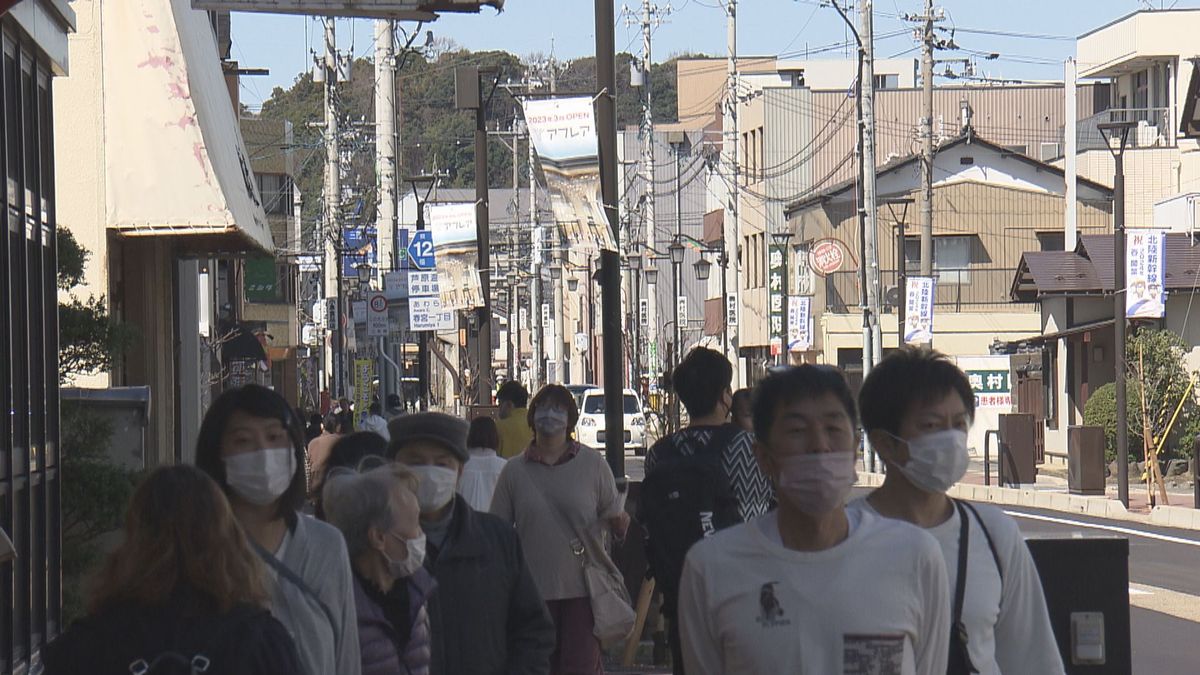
[355,261,373,289]
[694,255,712,281]
[668,239,686,265]
[1099,120,1136,508]
[405,173,439,410]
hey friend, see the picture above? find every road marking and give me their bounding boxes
[1003,510,1200,548]
[1127,583,1200,623]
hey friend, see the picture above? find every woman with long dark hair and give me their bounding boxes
[44,465,302,674]
[194,384,361,675]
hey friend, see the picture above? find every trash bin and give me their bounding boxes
[1026,537,1130,673]
[1068,426,1106,496]
[998,413,1038,486]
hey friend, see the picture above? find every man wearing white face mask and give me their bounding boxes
[852,347,1063,675]
[323,463,436,675]
[387,412,554,675]
[677,365,950,675]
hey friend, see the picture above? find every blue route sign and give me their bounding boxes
[407,230,435,270]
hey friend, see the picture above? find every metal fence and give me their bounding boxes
[824,267,1034,314]
[1077,107,1175,152]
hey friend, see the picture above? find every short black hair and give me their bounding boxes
[467,416,501,451]
[752,365,858,442]
[369,401,383,416]
[731,388,753,412]
[194,384,307,520]
[672,347,733,418]
[497,380,529,408]
[326,432,389,474]
[858,346,976,436]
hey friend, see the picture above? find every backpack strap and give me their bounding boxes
[960,501,1004,586]
[249,539,339,633]
[951,499,971,628]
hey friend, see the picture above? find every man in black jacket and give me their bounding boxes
[389,412,554,675]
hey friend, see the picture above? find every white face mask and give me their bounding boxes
[533,407,569,436]
[223,447,296,506]
[409,465,459,513]
[889,428,970,494]
[383,532,426,578]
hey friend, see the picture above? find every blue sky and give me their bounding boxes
[230,1,1189,108]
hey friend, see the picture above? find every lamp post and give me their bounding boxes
[645,263,660,399]
[629,250,643,395]
[1100,120,1135,509]
[883,197,915,347]
[668,237,685,430]
[549,263,565,383]
[405,173,438,410]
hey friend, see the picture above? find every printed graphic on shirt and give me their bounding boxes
[843,634,904,675]
[755,582,791,628]
[645,427,774,521]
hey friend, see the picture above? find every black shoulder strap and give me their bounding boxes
[249,539,339,632]
[951,499,971,626]
[961,501,1004,585]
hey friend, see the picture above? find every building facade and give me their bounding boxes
[0,0,74,669]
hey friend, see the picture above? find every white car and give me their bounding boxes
[575,388,647,455]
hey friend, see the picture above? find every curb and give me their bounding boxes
[855,472,1200,533]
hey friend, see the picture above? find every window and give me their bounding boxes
[904,235,972,284]
[873,73,899,90]
[256,173,292,216]
[583,394,640,415]
[1036,232,1065,252]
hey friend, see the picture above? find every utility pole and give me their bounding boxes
[918,0,937,277]
[474,72,493,405]
[322,17,344,398]
[374,19,397,403]
[724,0,741,382]
[597,0,626,479]
[861,1,882,370]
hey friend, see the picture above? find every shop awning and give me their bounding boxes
[102,0,273,255]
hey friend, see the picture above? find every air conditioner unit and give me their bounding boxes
[1039,142,1062,162]
[884,285,902,308]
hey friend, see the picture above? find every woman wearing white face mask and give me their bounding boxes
[491,384,631,675]
[323,463,436,675]
[852,347,1064,675]
[195,385,362,675]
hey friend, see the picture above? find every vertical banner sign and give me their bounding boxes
[639,298,649,327]
[366,291,388,338]
[768,243,786,356]
[521,96,616,253]
[677,296,687,326]
[353,358,373,428]
[904,277,936,344]
[427,202,483,311]
[787,296,812,352]
[1126,229,1166,319]
[726,294,738,331]
[542,303,551,329]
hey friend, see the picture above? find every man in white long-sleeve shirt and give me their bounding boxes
[678,365,950,675]
[851,347,1064,674]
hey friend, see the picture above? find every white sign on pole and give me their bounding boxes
[541,303,551,329]
[726,294,738,329]
[639,298,649,327]
[383,271,407,300]
[366,292,388,338]
[519,307,528,327]
[408,270,440,298]
[312,300,327,329]
[409,296,454,332]
[574,332,589,353]
[1126,229,1166,319]
[787,296,812,352]
[677,296,687,325]
[904,277,936,344]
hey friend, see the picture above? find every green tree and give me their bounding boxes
[56,228,139,624]
[1082,328,1199,464]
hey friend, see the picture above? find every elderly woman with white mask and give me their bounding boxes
[323,462,436,675]
[491,384,631,675]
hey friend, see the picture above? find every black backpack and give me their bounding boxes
[639,425,743,615]
[125,607,257,675]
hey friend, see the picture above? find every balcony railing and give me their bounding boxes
[824,267,1031,314]
[1077,107,1176,152]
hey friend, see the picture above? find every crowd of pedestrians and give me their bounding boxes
[46,346,1066,675]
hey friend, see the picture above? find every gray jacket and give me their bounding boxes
[268,514,363,675]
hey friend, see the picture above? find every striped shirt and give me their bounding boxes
[645,424,775,522]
